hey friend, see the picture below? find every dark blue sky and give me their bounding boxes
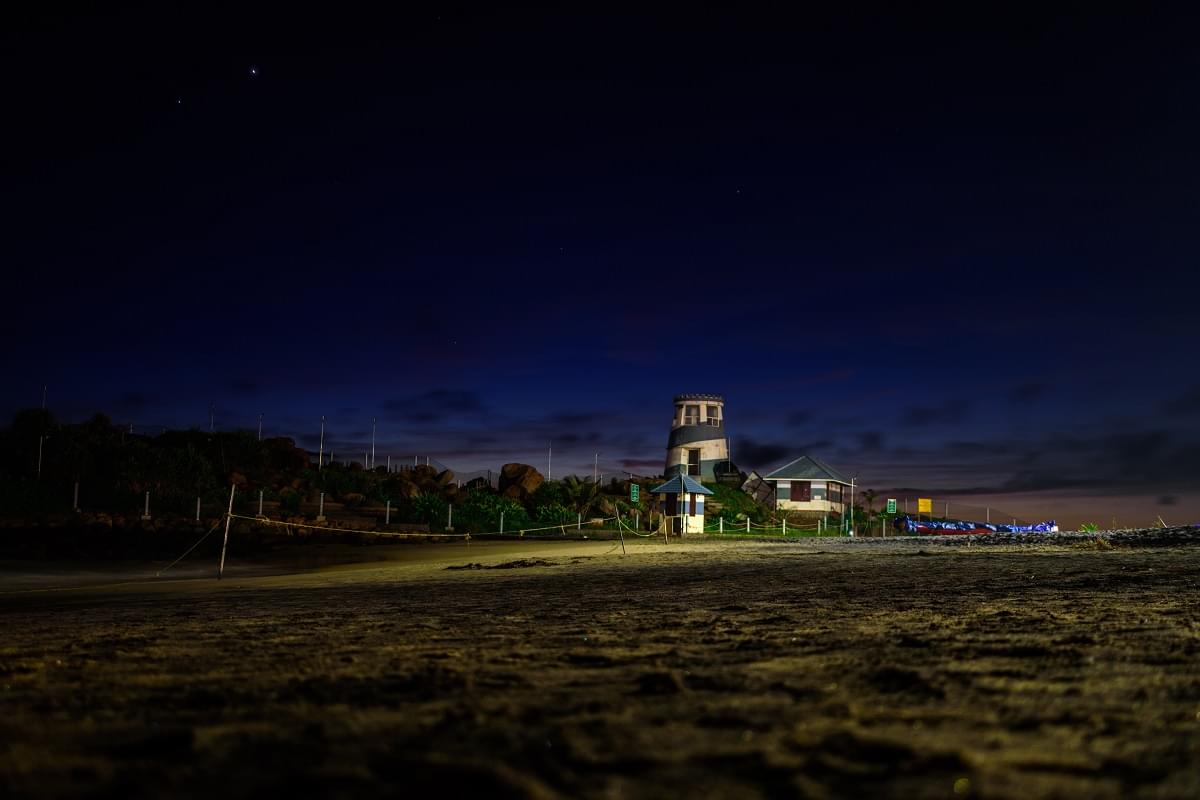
[3,2,1199,526]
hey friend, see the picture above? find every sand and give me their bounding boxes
[1,534,1198,798]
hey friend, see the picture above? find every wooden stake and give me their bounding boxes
[218,484,235,579]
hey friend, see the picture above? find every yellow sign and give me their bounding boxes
[917,498,932,514]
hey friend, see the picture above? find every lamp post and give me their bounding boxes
[849,474,857,536]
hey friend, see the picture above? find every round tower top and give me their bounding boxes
[673,393,724,404]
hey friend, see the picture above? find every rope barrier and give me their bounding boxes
[157,521,222,576]
[617,515,659,538]
[227,513,472,538]
[226,512,621,540]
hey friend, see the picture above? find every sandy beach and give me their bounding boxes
[2,534,1198,798]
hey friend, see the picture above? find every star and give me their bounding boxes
[249,65,259,77]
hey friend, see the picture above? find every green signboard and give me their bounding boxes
[886,498,897,514]
[630,483,640,503]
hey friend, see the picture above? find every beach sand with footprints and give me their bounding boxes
[2,531,1199,798]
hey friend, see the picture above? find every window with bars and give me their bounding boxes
[683,405,699,425]
[687,449,701,476]
[706,405,721,426]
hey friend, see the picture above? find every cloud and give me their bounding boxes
[621,457,663,471]
[901,399,971,427]
[383,390,485,423]
[1158,495,1178,506]
[1010,380,1047,404]
[1164,385,1200,416]
[734,438,791,470]
[786,410,813,427]
[858,431,884,451]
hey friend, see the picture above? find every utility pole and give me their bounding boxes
[371,417,376,469]
[257,413,263,441]
[594,452,599,483]
[318,416,325,469]
[209,403,215,432]
[547,441,552,481]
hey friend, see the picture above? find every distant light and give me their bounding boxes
[249,66,259,77]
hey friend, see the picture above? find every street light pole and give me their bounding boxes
[849,475,857,536]
[318,416,325,469]
[371,417,376,469]
[594,453,599,483]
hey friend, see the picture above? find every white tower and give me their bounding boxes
[665,393,729,480]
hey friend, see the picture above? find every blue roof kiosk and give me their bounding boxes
[651,473,713,536]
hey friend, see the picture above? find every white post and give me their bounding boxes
[73,481,79,511]
[986,507,990,523]
[447,504,453,531]
[547,441,552,481]
[500,510,504,534]
[317,492,325,521]
[636,511,640,530]
[720,517,724,534]
[850,477,856,536]
[257,413,263,441]
[746,517,751,532]
[387,455,391,472]
[143,491,151,520]
[195,496,201,521]
[577,513,581,531]
[593,452,598,483]
[36,436,44,479]
[371,417,376,469]
[783,518,787,537]
[945,501,949,519]
[258,490,264,517]
[318,416,325,469]
[218,484,235,579]
[385,500,391,525]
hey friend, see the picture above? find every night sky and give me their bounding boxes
[4,2,1199,527]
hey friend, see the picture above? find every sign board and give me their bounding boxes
[886,498,897,514]
[918,498,932,514]
[630,483,640,503]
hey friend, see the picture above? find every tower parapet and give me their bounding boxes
[665,393,729,480]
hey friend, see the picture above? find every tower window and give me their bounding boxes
[687,449,701,476]
[684,405,699,425]
[706,405,721,426]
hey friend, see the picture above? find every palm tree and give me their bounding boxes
[861,488,878,517]
[561,475,603,517]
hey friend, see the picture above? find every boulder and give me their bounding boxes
[498,463,544,502]
[411,465,439,481]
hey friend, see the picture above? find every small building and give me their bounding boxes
[651,472,713,535]
[761,455,851,515]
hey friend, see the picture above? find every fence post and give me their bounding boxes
[746,517,751,532]
[218,484,235,579]
[945,501,949,519]
[141,491,151,521]
[636,511,640,531]
[195,496,201,522]
[447,504,453,531]
[782,518,787,537]
[73,481,79,512]
[986,507,990,523]
[500,510,504,534]
[577,513,581,531]
[258,490,264,518]
[385,500,391,525]
[317,492,325,522]
[719,517,724,534]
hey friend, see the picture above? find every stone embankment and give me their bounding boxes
[833,526,1200,548]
